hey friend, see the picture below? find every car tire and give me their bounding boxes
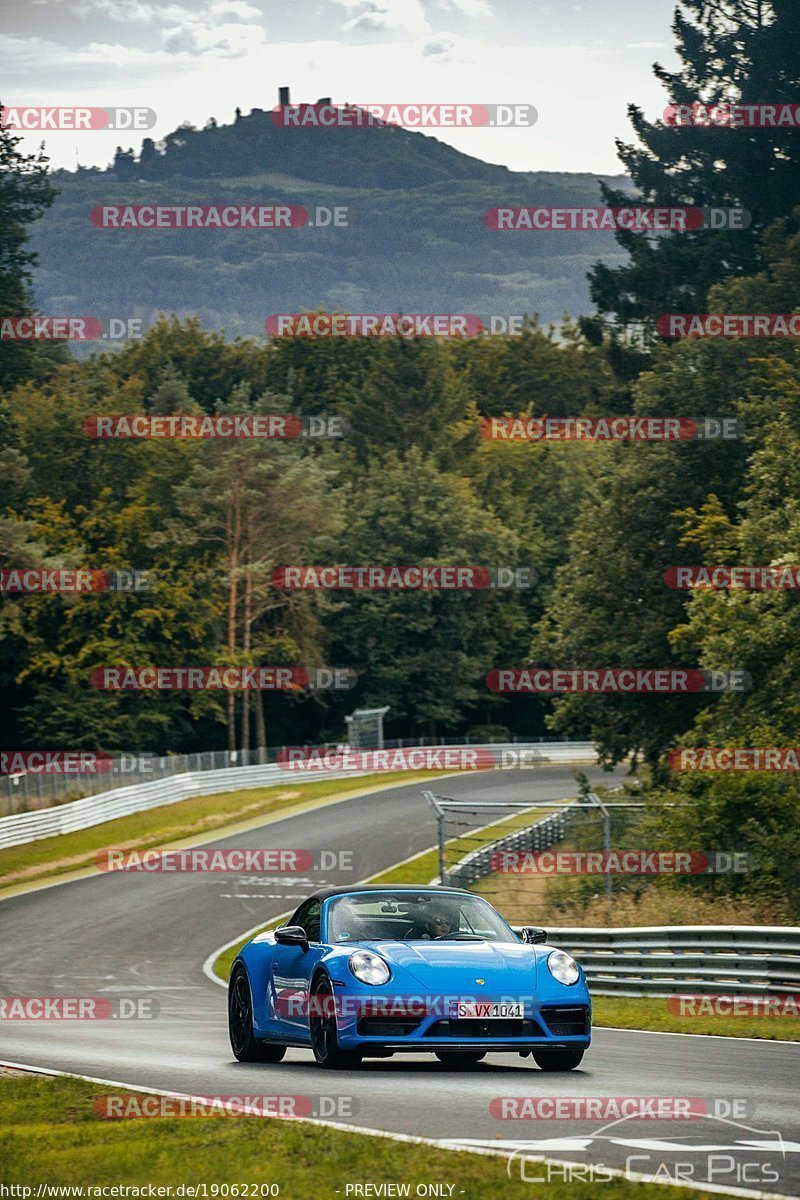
[532,1049,584,1071]
[434,1052,486,1067]
[309,976,362,1070]
[228,964,286,1063]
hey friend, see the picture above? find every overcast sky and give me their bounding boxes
[2,0,681,175]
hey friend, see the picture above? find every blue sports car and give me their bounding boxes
[228,885,590,1070]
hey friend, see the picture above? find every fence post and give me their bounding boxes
[587,791,612,904]
[437,809,447,884]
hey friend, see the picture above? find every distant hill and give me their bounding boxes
[31,93,634,336]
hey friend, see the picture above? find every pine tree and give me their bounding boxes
[590,1,800,330]
[139,137,159,173]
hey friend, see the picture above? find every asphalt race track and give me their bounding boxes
[2,765,798,1197]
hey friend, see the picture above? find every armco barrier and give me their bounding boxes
[443,803,799,999]
[537,925,800,997]
[444,803,578,888]
[0,738,598,815]
[0,741,597,850]
[0,763,357,850]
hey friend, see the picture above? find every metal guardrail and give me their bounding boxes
[532,925,800,997]
[0,737,596,816]
[444,803,578,888]
[436,801,799,998]
[430,782,621,888]
[0,741,597,850]
[0,763,367,851]
[0,748,262,816]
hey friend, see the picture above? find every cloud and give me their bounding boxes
[421,36,455,58]
[330,0,489,37]
[0,27,260,85]
[332,0,490,35]
[71,0,261,29]
[68,0,268,58]
[208,0,260,17]
[162,18,264,57]
[333,0,430,36]
[71,0,188,22]
[433,0,491,16]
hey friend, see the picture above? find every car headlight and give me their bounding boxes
[547,949,580,986]
[349,950,390,985]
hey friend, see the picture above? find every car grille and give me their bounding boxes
[357,1018,423,1037]
[424,1018,545,1038]
[539,1005,590,1036]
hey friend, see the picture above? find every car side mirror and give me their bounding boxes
[521,926,548,944]
[274,925,309,949]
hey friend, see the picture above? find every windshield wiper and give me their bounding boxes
[440,933,485,941]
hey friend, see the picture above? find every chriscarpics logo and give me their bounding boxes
[504,1107,788,1190]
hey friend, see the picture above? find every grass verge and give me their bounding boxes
[0,771,442,894]
[474,864,788,928]
[591,994,800,1041]
[0,1071,733,1199]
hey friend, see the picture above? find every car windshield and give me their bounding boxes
[327,891,519,944]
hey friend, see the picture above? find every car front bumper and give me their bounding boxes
[335,996,592,1051]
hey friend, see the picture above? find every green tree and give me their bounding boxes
[109,316,272,412]
[160,386,342,753]
[0,110,62,390]
[538,211,800,771]
[590,1,800,329]
[328,448,525,735]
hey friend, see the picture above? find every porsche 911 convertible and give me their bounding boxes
[228,884,590,1069]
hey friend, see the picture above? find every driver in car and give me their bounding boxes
[419,912,455,940]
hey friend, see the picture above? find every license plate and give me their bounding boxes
[450,1001,524,1019]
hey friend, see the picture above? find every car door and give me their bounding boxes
[269,899,324,1037]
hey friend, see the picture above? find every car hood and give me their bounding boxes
[369,939,539,992]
